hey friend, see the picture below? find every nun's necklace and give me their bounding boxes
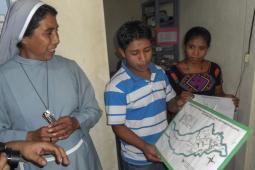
[19,61,50,114]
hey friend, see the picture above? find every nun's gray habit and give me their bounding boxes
[0,0,102,170]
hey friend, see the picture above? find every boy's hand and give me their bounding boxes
[176,91,194,108]
[142,143,161,162]
[168,91,193,113]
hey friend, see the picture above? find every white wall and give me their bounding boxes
[180,0,255,169]
[44,0,118,170]
[241,1,255,169]
[104,0,142,73]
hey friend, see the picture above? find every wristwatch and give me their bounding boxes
[0,142,6,152]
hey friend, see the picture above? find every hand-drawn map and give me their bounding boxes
[156,100,252,170]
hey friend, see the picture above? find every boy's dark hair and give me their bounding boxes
[116,20,152,50]
[17,4,57,48]
[184,26,211,47]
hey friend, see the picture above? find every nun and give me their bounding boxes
[0,0,102,169]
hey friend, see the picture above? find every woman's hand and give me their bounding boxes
[6,141,69,167]
[47,116,80,142]
[224,94,239,108]
[18,141,69,166]
[142,143,161,162]
[27,126,52,142]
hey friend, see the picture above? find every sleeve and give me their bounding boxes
[166,65,182,95]
[212,62,223,86]
[104,82,127,125]
[70,62,102,132]
[0,72,27,142]
[162,70,176,102]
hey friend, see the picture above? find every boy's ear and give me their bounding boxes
[118,48,126,59]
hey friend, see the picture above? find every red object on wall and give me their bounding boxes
[156,27,178,45]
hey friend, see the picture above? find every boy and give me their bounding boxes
[104,20,192,170]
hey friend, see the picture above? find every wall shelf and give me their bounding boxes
[142,0,179,70]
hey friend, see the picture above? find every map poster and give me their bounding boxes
[155,100,252,170]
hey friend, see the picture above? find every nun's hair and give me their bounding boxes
[17,4,57,48]
[117,20,152,50]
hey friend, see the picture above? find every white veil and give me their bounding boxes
[0,0,44,64]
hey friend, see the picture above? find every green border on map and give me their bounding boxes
[155,100,252,170]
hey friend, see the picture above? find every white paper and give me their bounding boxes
[193,94,235,119]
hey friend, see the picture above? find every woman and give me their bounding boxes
[167,26,239,107]
[0,0,102,169]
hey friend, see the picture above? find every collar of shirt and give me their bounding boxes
[121,60,159,82]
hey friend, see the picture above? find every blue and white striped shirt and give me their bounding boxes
[104,62,176,165]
